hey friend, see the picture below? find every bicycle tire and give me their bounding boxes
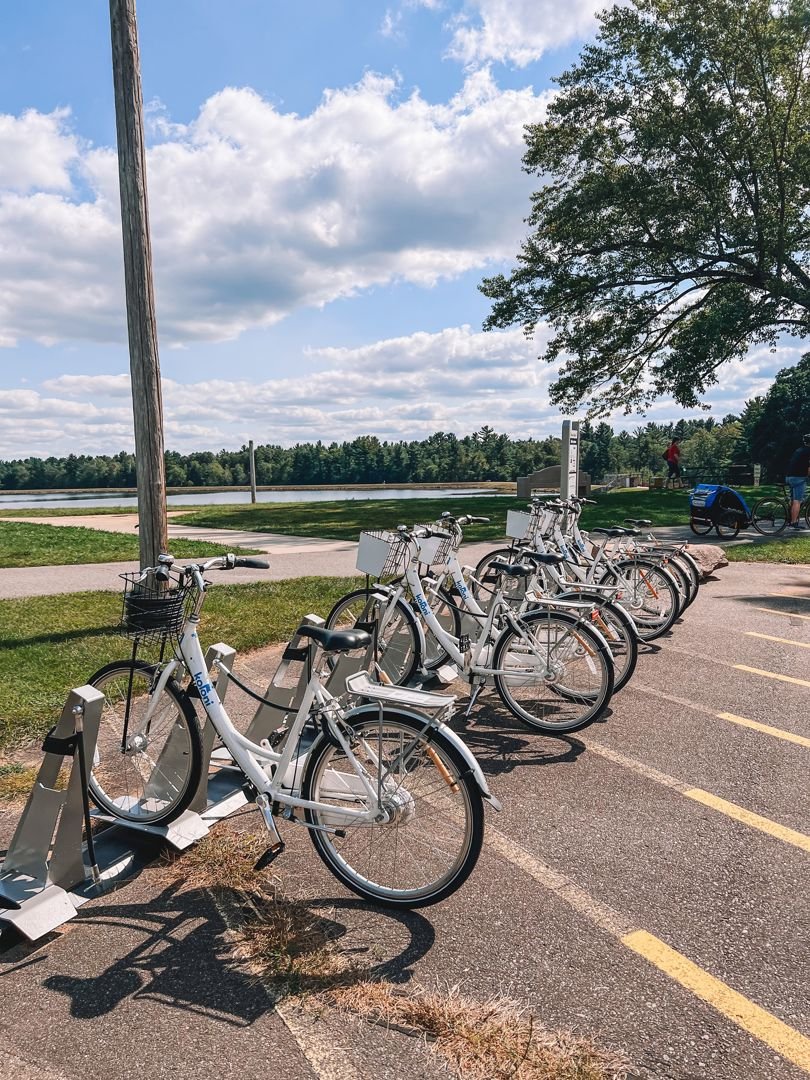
[715,510,741,539]
[689,517,713,536]
[671,552,700,605]
[666,555,697,609]
[602,560,680,640]
[471,546,527,610]
[551,592,638,693]
[302,709,484,908]
[325,588,421,685]
[492,610,614,734]
[751,497,788,536]
[87,660,203,825]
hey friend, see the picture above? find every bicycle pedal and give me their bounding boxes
[254,841,285,871]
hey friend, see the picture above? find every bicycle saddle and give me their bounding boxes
[489,559,534,577]
[625,518,653,527]
[591,527,629,537]
[297,625,371,652]
[521,551,565,566]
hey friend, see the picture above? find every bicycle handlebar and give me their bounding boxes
[147,552,270,578]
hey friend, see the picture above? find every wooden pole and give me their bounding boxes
[249,440,257,504]
[109,0,167,569]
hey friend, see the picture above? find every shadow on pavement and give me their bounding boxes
[41,879,434,1024]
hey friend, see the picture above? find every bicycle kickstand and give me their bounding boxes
[254,792,286,869]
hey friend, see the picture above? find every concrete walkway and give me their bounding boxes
[0,511,762,600]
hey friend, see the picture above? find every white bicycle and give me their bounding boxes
[86,553,498,908]
[327,525,615,734]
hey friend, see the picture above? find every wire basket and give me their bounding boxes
[356,531,410,578]
[415,525,455,567]
[119,571,197,644]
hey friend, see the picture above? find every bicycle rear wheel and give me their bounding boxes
[325,588,420,685]
[88,660,202,825]
[605,560,680,640]
[553,593,638,693]
[492,610,614,733]
[302,710,484,908]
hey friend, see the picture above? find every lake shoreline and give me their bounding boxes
[0,480,515,497]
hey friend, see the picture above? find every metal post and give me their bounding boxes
[560,420,580,501]
[249,440,257,504]
[109,0,168,568]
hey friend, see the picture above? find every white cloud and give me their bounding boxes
[447,0,602,67]
[2,327,799,460]
[0,108,80,192]
[0,74,549,349]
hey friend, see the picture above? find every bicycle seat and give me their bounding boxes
[489,559,534,578]
[521,551,565,566]
[591,527,628,537]
[297,625,371,652]
[625,518,652,527]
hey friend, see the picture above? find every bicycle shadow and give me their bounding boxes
[449,695,586,776]
[40,878,434,1024]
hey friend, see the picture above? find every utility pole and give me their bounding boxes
[249,440,257,504]
[109,0,167,568]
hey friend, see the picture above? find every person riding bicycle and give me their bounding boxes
[785,435,810,530]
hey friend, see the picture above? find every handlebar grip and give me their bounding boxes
[429,528,453,540]
[233,557,270,569]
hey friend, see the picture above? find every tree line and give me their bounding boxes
[0,418,764,492]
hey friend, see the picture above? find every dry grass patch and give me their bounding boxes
[160,830,273,895]
[329,982,631,1080]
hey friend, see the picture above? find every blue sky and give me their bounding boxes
[0,1,800,459]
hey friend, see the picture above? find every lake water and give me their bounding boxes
[0,487,495,511]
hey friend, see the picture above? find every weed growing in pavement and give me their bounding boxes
[161,827,631,1079]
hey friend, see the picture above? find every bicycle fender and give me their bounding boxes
[346,704,501,811]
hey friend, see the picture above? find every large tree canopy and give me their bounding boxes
[481,0,810,414]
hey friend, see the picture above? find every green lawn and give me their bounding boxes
[0,576,359,750]
[726,537,810,564]
[173,488,694,542]
[0,521,261,568]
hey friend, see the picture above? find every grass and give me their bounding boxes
[0,520,261,568]
[0,575,359,750]
[330,982,630,1080]
[726,537,810,564]
[160,828,630,1079]
[173,488,694,542]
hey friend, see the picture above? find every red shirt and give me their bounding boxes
[666,443,680,463]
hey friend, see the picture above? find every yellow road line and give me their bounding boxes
[684,788,810,853]
[484,824,810,1074]
[734,664,810,689]
[631,683,810,748]
[623,931,810,1073]
[716,711,810,749]
[582,739,810,852]
[753,606,810,621]
[745,631,810,648]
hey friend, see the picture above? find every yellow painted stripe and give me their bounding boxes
[735,664,810,689]
[745,631,810,649]
[685,788,810,853]
[717,711,810,749]
[623,931,810,1074]
[753,606,810,622]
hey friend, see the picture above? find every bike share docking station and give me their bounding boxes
[0,614,379,942]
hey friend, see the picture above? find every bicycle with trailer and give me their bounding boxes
[688,483,800,539]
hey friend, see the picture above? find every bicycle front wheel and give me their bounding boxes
[606,560,680,640]
[88,660,203,825]
[493,611,614,733]
[302,711,484,908]
[552,592,638,693]
[752,497,788,535]
[325,588,420,685]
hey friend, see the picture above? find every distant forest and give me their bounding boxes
[0,416,761,491]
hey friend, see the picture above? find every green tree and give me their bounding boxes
[481,0,810,414]
[747,351,810,477]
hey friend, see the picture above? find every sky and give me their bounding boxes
[0,0,803,460]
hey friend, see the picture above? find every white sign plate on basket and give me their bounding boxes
[356,531,395,576]
[416,534,443,566]
[506,510,531,540]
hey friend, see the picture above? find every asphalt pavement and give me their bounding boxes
[2,542,809,1079]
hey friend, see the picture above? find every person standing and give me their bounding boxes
[664,438,681,486]
[785,435,810,529]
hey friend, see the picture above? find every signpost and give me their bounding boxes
[560,420,580,501]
